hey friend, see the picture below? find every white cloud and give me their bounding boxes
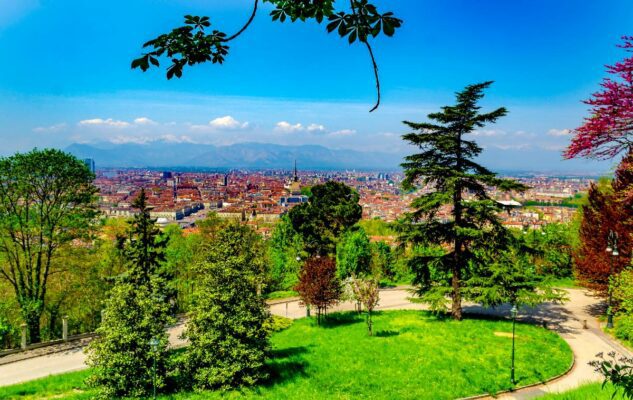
[133,117,157,125]
[513,130,537,138]
[159,134,195,143]
[472,129,506,137]
[190,116,250,131]
[307,123,326,133]
[275,121,305,133]
[33,123,67,133]
[209,115,249,129]
[548,128,572,137]
[330,129,357,137]
[493,144,532,150]
[79,118,131,128]
[109,134,195,145]
[540,144,567,151]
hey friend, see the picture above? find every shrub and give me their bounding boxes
[183,223,270,391]
[295,257,342,325]
[264,315,293,334]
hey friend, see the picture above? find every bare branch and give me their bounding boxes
[224,0,259,42]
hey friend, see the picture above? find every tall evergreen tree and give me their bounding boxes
[87,189,173,398]
[398,82,527,320]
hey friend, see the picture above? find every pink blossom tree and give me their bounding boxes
[565,36,633,160]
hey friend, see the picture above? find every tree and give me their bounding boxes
[86,190,173,399]
[295,257,341,325]
[372,241,395,278]
[398,82,528,320]
[350,276,380,336]
[132,1,402,112]
[183,222,269,390]
[288,181,362,256]
[0,149,98,343]
[575,174,632,294]
[565,36,633,160]
[525,223,576,278]
[467,248,566,309]
[336,227,372,278]
[268,215,304,290]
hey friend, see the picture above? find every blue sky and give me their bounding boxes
[1,0,632,173]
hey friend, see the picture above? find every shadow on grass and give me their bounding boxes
[374,330,400,338]
[319,312,362,329]
[263,346,310,387]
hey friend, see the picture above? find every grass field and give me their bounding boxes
[0,310,573,400]
[540,382,625,399]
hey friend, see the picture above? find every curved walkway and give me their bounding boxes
[0,288,630,399]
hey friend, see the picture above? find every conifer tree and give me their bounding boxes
[398,82,527,320]
[87,189,173,398]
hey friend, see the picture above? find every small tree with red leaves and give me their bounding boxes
[295,257,341,325]
[565,36,633,160]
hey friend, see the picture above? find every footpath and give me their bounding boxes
[0,287,630,399]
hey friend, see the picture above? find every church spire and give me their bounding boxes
[293,160,298,182]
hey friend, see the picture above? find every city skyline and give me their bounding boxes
[1,1,632,172]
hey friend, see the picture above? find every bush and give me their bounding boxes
[264,315,293,334]
[614,270,633,341]
[183,223,270,391]
[86,281,172,399]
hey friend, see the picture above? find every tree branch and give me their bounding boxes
[364,40,380,113]
[224,0,259,42]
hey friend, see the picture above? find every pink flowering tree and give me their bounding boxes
[565,36,633,160]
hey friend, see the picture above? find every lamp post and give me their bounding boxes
[149,338,159,399]
[510,305,518,385]
[606,230,619,329]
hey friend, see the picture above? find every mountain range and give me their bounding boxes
[65,142,405,171]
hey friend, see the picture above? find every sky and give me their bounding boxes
[1,0,632,173]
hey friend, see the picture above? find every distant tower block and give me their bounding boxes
[83,158,96,174]
[223,174,229,187]
[162,171,173,180]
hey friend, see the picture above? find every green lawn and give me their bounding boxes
[265,290,299,301]
[547,277,581,289]
[0,310,572,399]
[539,382,625,399]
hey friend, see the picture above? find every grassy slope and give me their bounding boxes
[0,310,572,400]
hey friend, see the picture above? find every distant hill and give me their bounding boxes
[65,141,404,170]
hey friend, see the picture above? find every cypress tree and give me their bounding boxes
[399,82,527,320]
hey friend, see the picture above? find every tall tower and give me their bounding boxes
[290,160,301,195]
[293,160,298,182]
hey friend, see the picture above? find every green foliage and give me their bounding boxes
[522,223,576,278]
[398,82,528,319]
[288,181,362,256]
[86,190,173,398]
[467,248,567,308]
[349,276,380,335]
[371,241,395,278]
[263,315,293,334]
[358,218,395,236]
[614,270,633,342]
[336,227,372,278]
[268,215,304,290]
[183,222,270,391]
[163,224,204,312]
[132,1,402,112]
[0,148,98,343]
[4,311,574,400]
[590,352,633,400]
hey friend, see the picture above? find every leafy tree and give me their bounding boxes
[565,36,633,160]
[288,181,362,256]
[268,215,304,290]
[183,222,269,390]
[575,171,632,294]
[163,224,204,312]
[336,227,372,278]
[467,248,566,309]
[86,190,173,399]
[0,149,98,343]
[295,257,341,325]
[613,270,633,342]
[371,241,394,278]
[132,1,402,112]
[398,82,528,320]
[524,223,576,278]
[350,276,380,336]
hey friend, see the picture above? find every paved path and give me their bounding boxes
[0,288,629,399]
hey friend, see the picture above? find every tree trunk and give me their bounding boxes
[25,312,42,344]
[451,264,462,320]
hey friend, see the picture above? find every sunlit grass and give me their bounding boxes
[0,310,572,399]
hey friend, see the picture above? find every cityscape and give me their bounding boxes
[1,2,632,400]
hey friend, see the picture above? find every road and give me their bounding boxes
[0,288,630,399]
